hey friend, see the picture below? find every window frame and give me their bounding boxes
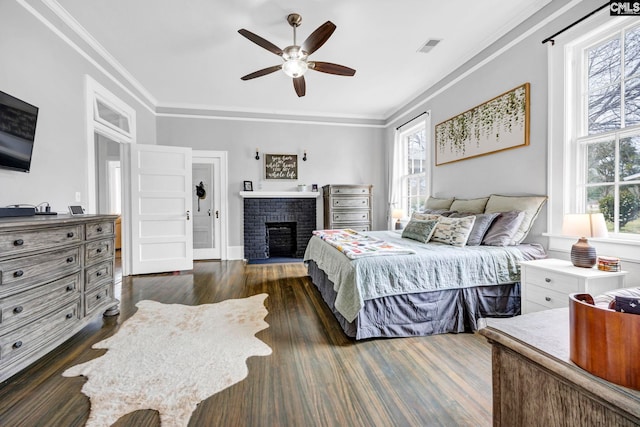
[397,121,428,218]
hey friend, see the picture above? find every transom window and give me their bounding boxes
[575,22,640,235]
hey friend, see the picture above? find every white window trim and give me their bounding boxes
[546,10,640,260]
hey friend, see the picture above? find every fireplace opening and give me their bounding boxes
[266,222,297,258]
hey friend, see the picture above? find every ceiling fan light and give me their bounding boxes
[282,59,308,78]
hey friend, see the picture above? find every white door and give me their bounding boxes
[127,144,193,275]
[192,157,221,259]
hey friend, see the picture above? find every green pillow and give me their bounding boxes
[401,219,439,243]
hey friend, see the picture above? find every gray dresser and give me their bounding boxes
[322,184,372,231]
[0,214,119,382]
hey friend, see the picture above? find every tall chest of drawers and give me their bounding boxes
[322,185,373,231]
[0,214,119,382]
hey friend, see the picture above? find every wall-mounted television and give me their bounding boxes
[0,90,39,173]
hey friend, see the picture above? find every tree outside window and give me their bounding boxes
[580,23,640,235]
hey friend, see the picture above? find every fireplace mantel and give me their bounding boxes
[239,191,321,199]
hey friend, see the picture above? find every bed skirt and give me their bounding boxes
[307,260,521,340]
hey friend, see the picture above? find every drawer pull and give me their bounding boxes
[96,294,102,300]
[13,341,22,349]
[97,227,103,232]
[13,306,24,314]
[67,232,74,238]
[96,271,103,277]
[14,270,24,278]
[66,285,74,292]
[13,239,24,246]
[67,257,74,263]
[96,248,103,254]
[545,296,551,302]
[545,278,551,283]
[335,201,339,204]
[66,313,73,319]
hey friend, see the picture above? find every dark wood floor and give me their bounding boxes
[0,261,493,427]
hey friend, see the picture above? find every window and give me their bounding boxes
[398,123,427,217]
[573,22,640,236]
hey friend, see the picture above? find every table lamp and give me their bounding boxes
[392,209,404,230]
[562,213,608,268]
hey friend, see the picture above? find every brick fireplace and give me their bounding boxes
[243,196,317,261]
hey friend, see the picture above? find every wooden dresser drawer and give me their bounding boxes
[0,273,80,332]
[525,268,580,294]
[85,261,113,291]
[0,298,80,366]
[332,211,370,223]
[332,197,370,209]
[0,225,83,256]
[86,221,114,240]
[85,283,114,316]
[85,238,114,266]
[330,186,371,195]
[0,247,81,297]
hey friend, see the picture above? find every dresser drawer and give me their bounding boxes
[332,197,370,209]
[85,261,113,291]
[0,225,83,256]
[332,211,370,223]
[85,282,114,316]
[86,221,114,240]
[340,224,371,232]
[85,238,114,266]
[330,186,371,195]
[0,273,80,332]
[0,247,81,297]
[0,298,80,366]
[525,268,580,294]
[525,284,570,310]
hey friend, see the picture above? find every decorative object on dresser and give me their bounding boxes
[63,294,271,427]
[519,258,626,314]
[0,214,119,382]
[562,213,608,268]
[480,309,640,426]
[322,184,372,232]
[570,292,640,390]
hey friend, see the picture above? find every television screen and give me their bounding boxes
[0,90,38,172]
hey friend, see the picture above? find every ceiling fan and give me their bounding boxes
[238,13,356,97]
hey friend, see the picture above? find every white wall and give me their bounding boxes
[157,117,385,248]
[0,1,156,211]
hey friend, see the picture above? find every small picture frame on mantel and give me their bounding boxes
[243,180,253,191]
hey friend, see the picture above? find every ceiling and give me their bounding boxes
[54,0,551,121]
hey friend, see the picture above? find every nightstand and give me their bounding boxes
[519,258,627,314]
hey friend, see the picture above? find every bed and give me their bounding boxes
[303,194,548,339]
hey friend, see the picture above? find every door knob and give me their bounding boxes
[208,209,211,217]
[215,210,219,219]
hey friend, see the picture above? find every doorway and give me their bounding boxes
[192,151,228,260]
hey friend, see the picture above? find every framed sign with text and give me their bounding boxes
[265,154,298,180]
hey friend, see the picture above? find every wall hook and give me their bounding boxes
[255,148,260,161]
[303,150,307,161]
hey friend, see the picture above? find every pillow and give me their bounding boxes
[449,197,489,214]
[421,209,457,216]
[411,212,442,221]
[426,196,454,210]
[430,216,476,247]
[484,195,547,244]
[613,296,640,315]
[401,219,439,243]
[449,212,500,246]
[481,210,525,246]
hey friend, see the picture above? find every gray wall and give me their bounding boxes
[0,1,156,211]
[157,117,385,248]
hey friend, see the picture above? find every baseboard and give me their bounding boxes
[227,246,244,260]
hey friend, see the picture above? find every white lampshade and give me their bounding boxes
[562,213,608,238]
[392,209,404,220]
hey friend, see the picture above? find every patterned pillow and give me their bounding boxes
[430,216,476,247]
[401,219,439,243]
[411,212,441,221]
[613,296,640,315]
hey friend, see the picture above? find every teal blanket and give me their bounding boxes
[304,230,526,323]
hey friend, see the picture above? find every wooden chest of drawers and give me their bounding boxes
[0,214,119,382]
[322,185,373,231]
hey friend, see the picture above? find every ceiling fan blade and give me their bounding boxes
[238,29,283,56]
[310,62,356,76]
[301,21,336,55]
[293,76,306,97]
[241,65,282,81]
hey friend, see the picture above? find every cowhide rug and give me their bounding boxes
[63,294,272,427]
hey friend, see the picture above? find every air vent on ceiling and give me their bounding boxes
[418,39,441,54]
